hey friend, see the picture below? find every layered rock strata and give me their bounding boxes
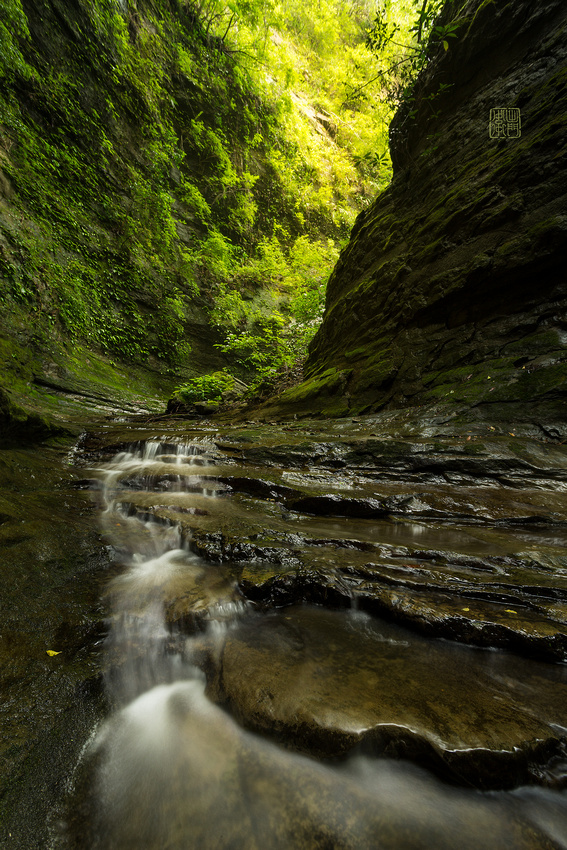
[75,417,567,792]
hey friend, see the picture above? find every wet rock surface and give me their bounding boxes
[62,679,565,850]
[212,604,567,789]
[65,414,567,801]
[82,416,567,662]
[5,412,567,848]
[0,442,112,846]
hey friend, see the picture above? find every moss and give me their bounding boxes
[417,356,567,410]
[0,0,366,412]
[0,386,67,443]
[413,238,445,264]
[280,367,345,401]
[503,330,562,356]
[256,366,351,418]
[344,346,369,360]
[488,361,567,402]
[418,358,518,405]
[352,353,395,392]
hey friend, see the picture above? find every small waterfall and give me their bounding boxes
[55,439,567,850]
[90,440,243,708]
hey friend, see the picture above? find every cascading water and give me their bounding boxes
[92,440,243,707]
[55,440,250,848]
[55,439,567,850]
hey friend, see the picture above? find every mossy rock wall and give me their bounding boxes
[1,0,220,409]
[0,0,349,429]
[280,0,567,433]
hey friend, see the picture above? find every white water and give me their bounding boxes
[91,440,241,707]
[57,439,567,850]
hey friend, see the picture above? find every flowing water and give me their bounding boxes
[53,437,567,849]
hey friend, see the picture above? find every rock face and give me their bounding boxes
[273,0,567,433]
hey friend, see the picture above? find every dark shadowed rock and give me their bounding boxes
[0,444,111,845]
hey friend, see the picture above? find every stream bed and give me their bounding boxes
[3,412,567,847]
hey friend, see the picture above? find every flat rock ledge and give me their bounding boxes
[207,605,567,791]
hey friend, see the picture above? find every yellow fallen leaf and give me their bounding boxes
[505,610,517,614]
[46,649,61,656]
[509,433,515,436]
[462,607,470,612]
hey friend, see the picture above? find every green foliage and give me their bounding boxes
[218,312,287,374]
[212,234,338,390]
[0,0,446,396]
[0,0,204,364]
[173,370,234,403]
[0,0,33,80]
[196,231,239,281]
[361,0,460,108]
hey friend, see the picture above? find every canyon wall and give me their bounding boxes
[274,0,567,436]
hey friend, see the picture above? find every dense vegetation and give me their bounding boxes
[0,0,447,408]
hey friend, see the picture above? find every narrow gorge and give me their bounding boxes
[1,0,567,848]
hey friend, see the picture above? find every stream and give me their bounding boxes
[3,413,567,847]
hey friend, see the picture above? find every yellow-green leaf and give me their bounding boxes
[46,649,61,656]
[443,40,449,50]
